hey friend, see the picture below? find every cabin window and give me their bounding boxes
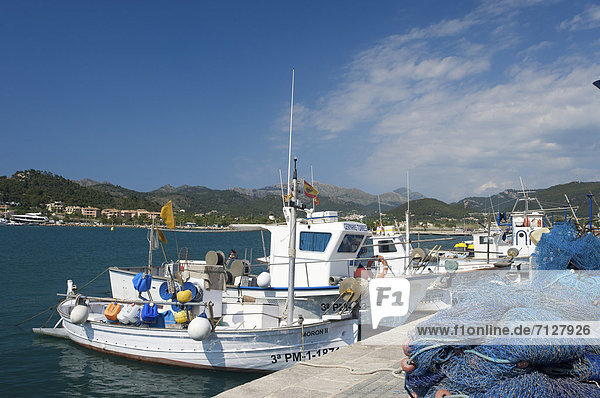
[378,239,397,253]
[479,236,491,244]
[299,232,332,252]
[337,234,364,253]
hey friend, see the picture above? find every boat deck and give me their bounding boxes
[214,313,434,398]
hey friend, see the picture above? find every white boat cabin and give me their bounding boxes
[370,234,412,276]
[254,211,370,288]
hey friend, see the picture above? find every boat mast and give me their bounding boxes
[520,176,529,213]
[286,69,295,199]
[147,216,155,271]
[405,171,410,271]
[285,69,297,325]
[311,165,315,211]
[287,159,298,325]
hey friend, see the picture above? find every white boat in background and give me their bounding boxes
[444,186,555,267]
[9,212,49,225]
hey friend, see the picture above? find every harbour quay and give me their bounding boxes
[214,314,432,398]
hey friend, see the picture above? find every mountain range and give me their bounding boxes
[76,178,599,221]
[1,170,598,222]
[229,182,423,210]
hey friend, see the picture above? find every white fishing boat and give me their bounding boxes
[56,293,356,372]
[442,184,555,267]
[49,153,359,372]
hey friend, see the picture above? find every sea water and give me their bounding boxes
[0,225,267,397]
[0,225,465,397]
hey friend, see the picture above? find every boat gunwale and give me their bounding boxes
[57,299,356,335]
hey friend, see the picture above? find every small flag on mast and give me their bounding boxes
[303,181,319,198]
[304,180,320,206]
[161,201,176,229]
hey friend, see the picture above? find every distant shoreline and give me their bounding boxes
[1,223,237,232]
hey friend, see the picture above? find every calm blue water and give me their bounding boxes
[0,226,268,397]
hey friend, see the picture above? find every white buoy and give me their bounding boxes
[257,272,271,288]
[70,305,89,325]
[188,317,212,341]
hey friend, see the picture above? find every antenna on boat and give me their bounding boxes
[564,194,580,227]
[519,176,529,213]
[286,69,295,199]
[279,169,286,208]
[311,165,315,211]
[378,195,383,228]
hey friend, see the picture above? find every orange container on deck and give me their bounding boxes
[104,302,122,322]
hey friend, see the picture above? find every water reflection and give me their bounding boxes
[34,336,260,397]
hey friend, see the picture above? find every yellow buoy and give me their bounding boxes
[174,311,189,324]
[110,227,114,231]
[177,289,193,303]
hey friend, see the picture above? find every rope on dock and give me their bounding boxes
[297,362,404,378]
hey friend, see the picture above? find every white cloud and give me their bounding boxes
[559,4,600,31]
[292,1,600,201]
[476,181,500,195]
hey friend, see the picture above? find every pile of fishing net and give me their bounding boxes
[404,223,600,398]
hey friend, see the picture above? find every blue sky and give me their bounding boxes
[2,1,600,202]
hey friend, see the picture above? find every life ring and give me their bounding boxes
[367,255,389,278]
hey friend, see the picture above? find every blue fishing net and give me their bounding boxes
[405,223,600,397]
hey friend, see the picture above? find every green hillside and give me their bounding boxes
[384,198,473,225]
[3,169,599,227]
[0,170,159,211]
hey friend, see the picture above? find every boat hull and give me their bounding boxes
[58,301,358,372]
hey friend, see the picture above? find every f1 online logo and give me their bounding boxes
[368,278,410,329]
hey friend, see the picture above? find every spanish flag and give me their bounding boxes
[160,200,176,229]
[304,181,319,206]
[304,181,319,198]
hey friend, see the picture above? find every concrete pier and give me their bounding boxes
[214,314,433,398]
